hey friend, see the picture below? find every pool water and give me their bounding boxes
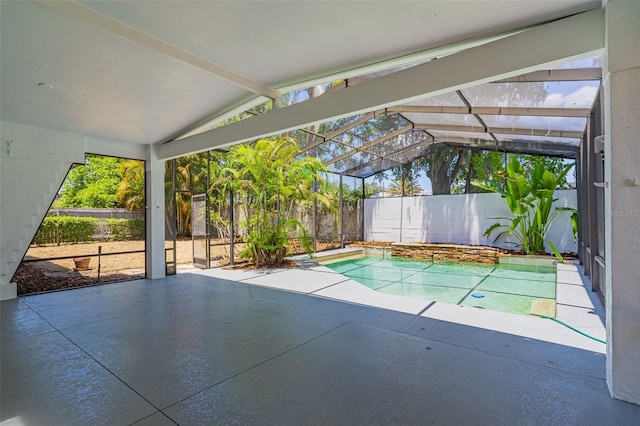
[325,256,556,316]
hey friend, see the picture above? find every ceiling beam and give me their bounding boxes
[328,68,601,99]
[443,139,577,158]
[37,1,280,100]
[390,105,591,117]
[413,123,583,139]
[158,9,603,160]
[493,67,601,82]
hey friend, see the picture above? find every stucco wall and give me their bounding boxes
[363,190,578,254]
[0,122,148,298]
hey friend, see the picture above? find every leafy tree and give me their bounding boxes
[117,160,145,211]
[460,150,505,194]
[212,137,332,266]
[56,155,124,208]
[363,181,383,198]
[417,147,469,195]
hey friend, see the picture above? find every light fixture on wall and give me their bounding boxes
[2,137,13,155]
[37,82,54,89]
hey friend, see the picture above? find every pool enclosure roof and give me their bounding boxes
[1,1,603,177]
[276,61,601,178]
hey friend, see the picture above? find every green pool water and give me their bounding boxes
[325,255,556,316]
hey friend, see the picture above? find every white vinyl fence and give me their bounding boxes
[364,190,577,254]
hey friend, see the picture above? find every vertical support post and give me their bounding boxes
[399,195,404,242]
[588,113,601,292]
[593,94,606,296]
[97,245,102,282]
[577,126,587,266]
[312,147,318,253]
[575,133,584,263]
[361,177,366,242]
[229,188,235,266]
[312,178,318,253]
[585,117,594,278]
[171,159,177,274]
[145,144,166,280]
[603,0,640,405]
[205,152,211,269]
[339,174,344,248]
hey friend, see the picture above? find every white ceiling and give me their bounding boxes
[0,1,599,146]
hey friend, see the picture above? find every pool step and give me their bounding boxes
[530,299,557,317]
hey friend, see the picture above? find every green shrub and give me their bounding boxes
[106,218,145,241]
[472,157,576,254]
[33,216,97,245]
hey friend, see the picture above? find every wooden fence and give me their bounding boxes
[48,208,144,220]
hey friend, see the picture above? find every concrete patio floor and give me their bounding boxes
[2,265,639,425]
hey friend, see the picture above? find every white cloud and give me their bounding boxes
[543,86,599,108]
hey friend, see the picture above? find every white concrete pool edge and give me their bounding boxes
[190,250,606,354]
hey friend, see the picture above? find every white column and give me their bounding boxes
[146,144,166,279]
[603,0,640,405]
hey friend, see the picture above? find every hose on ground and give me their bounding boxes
[541,315,606,344]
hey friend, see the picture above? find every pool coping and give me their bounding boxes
[190,249,606,354]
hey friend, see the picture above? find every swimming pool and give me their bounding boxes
[324,255,556,316]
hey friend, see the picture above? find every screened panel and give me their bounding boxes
[287,128,319,148]
[348,158,399,178]
[552,55,602,69]
[480,115,588,132]
[333,115,410,149]
[540,81,600,108]
[332,151,378,174]
[463,81,600,108]
[405,92,466,107]
[315,141,352,163]
[402,112,477,126]
[386,143,433,164]
[264,58,600,178]
[495,134,581,147]
[371,131,432,156]
[428,130,494,142]
[317,113,369,137]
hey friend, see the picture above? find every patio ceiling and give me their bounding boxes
[1,1,601,154]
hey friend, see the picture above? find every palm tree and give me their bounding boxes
[172,154,208,236]
[213,137,331,266]
[388,177,422,196]
[116,160,145,211]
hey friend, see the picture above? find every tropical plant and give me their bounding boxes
[471,156,576,254]
[389,162,422,196]
[116,160,145,211]
[211,137,333,266]
[170,154,209,236]
[387,177,422,196]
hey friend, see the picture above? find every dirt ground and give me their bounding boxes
[17,239,193,295]
[16,238,345,295]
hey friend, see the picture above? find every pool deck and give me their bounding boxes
[193,249,607,354]
[3,250,636,425]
